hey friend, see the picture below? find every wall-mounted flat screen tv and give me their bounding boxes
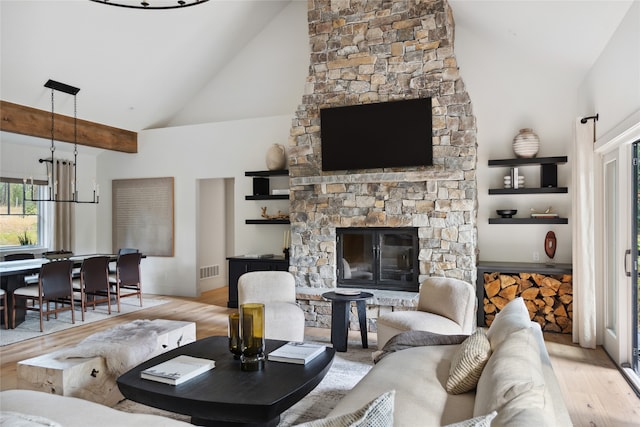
[320,97,432,171]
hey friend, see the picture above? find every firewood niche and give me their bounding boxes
[476,262,573,333]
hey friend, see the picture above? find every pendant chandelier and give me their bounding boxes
[88,0,208,9]
[24,79,99,204]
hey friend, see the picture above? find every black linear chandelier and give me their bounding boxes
[89,0,208,9]
[24,79,99,204]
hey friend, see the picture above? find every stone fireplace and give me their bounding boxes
[287,0,477,304]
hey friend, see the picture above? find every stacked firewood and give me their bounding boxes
[483,272,573,333]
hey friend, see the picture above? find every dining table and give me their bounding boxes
[0,253,119,328]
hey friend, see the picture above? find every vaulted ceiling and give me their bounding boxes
[0,0,634,150]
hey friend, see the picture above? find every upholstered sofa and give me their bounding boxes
[0,389,192,427]
[1,297,572,427]
[317,297,573,426]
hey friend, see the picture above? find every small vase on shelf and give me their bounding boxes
[265,143,286,171]
[512,128,540,158]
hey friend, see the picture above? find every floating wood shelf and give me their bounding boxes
[245,195,289,200]
[489,217,568,225]
[245,219,290,225]
[245,170,289,177]
[488,156,568,167]
[488,187,568,195]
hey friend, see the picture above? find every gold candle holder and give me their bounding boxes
[228,312,241,359]
[240,303,265,371]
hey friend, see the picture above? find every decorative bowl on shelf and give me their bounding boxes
[496,209,517,218]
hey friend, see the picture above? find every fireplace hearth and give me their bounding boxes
[337,227,419,292]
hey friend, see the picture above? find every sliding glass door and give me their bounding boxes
[600,140,637,371]
[633,142,639,376]
[603,151,622,361]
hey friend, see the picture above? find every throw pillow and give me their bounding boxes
[486,297,531,350]
[473,327,545,417]
[446,329,492,394]
[443,411,497,427]
[294,390,395,427]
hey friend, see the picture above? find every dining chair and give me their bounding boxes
[109,252,142,312]
[108,248,139,274]
[0,289,7,330]
[72,256,112,321]
[12,260,75,332]
[3,253,39,285]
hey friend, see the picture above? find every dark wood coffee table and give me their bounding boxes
[117,336,335,427]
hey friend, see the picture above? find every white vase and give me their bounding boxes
[265,144,286,170]
[512,128,540,158]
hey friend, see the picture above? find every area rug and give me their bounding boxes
[0,297,169,347]
[114,337,375,426]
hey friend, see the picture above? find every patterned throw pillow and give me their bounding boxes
[443,411,497,427]
[294,390,395,427]
[446,329,492,394]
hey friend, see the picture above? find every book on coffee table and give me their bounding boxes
[268,342,326,365]
[141,355,215,385]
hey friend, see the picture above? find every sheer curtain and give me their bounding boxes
[53,160,75,252]
[572,119,596,349]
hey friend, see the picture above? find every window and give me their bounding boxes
[0,178,45,247]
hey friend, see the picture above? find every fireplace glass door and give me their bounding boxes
[337,227,419,292]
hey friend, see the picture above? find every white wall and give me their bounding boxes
[167,0,309,126]
[96,115,294,297]
[454,23,577,264]
[578,1,640,138]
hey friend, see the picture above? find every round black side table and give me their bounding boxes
[321,291,374,352]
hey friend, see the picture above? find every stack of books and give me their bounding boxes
[530,212,559,219]
[505,167,525,189]
[267,342,326,365]
[141,355,215,385]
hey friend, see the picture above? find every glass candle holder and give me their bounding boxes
[239,303,265,371]
[228,312,241,359]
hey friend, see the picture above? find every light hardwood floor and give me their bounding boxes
[1,287,638,426]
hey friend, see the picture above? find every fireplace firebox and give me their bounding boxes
[336,227,419,292]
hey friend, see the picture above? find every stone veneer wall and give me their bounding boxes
[287,0,478,292]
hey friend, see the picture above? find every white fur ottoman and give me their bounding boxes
[17,319,195,406]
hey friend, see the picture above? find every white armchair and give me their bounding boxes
[238,271,305,342]
[376,277,477,348]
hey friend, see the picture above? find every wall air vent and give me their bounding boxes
[199,265,220,280]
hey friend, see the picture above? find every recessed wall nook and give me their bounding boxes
[287,0,478,331]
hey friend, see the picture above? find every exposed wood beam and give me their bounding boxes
[0,100,137,153]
